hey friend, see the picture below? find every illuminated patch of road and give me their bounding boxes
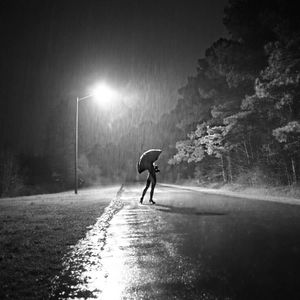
[51,186,225,299]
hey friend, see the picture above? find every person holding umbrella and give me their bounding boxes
[137,149,162,204]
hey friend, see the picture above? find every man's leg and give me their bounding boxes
[149,172,156,204]
[140,177,150,203]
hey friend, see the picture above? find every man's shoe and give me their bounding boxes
[149,200,156,205]
[140,198,143,204]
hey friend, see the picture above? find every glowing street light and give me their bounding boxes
[93,83,118,107]
[75,83,117,194]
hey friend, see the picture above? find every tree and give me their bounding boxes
[169,0,300,186]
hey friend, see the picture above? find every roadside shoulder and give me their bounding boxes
[160,183,300,205]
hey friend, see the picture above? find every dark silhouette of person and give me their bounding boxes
[140,163,160,204]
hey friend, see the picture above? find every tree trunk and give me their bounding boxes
[285,162,291,186]
[227,154,233,183]
[291,157,297,184]
[266,144,270,164]
[248,134,254,160]
[221,155,226,183]
[243,140,250,165]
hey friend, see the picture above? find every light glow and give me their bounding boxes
[92,83,118,108]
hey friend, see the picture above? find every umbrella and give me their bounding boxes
[137,149,162,174]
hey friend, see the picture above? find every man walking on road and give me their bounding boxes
[137,148,162,205]
[140,163,160,204]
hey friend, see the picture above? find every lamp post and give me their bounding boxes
[74,84,117,194]
[75,95,92,194]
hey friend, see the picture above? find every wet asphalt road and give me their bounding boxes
[52,184,300,299]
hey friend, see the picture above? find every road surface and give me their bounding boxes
[52,184,300,299]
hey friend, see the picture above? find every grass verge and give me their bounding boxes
[0,187,118,300]
[220,183,300,199]
[169,179,300,200]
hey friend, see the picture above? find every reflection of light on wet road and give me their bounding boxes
[52,186,225,299]
[100,208,132,300]
[52,188,188,299]
[50,184,300,299]
[52,190,160,299]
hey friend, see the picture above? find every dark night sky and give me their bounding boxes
[0,0,228,154]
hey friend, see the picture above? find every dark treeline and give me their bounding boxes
[1,0,300,197]
[168,0,300,186]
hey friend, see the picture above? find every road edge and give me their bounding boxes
[160,183,300,205]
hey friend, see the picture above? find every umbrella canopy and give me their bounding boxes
[137,149,162,174]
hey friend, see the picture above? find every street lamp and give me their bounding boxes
[75,83,117,194]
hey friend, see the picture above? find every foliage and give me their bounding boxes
[170,0,300,186]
